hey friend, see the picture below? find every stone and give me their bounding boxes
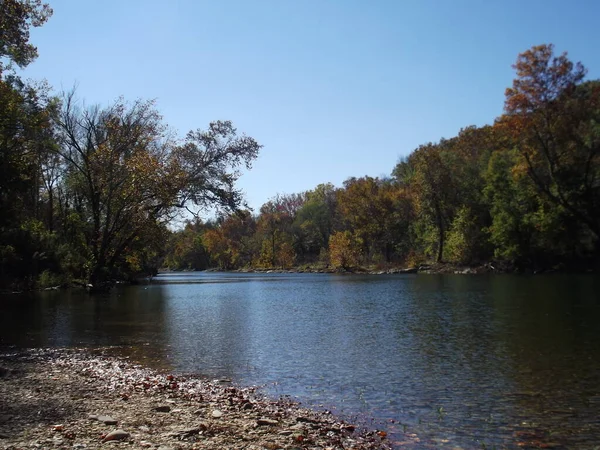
[211,409,223,418]
[257,418,279,426]
[152,405,171,413]
[97,415,117,425]
[102,430,129,442]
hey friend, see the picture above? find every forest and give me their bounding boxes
[1,1,599,291]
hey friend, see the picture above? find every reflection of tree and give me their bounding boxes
[397,275,516,433]
[489,276,600,446]
[0,286,171,367]
[400,275,600,447]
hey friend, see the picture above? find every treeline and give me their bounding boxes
[0,1,260,290]
[1,1,599,291]
[166,44,600,273]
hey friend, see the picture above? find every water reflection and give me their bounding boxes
[0,286,171,365]
[1,272,600,448]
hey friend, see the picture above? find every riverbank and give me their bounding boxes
[231,261,502,275]
[0,348,391,449]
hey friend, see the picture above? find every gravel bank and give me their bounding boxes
[0,348,391,450]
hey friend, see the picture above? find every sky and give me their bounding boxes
[21,0,600,212]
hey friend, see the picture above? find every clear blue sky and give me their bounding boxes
[22,0,600,212]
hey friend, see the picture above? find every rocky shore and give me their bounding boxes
[232,262,500,276]
[0,349,391,450]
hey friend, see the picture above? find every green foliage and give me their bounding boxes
[4,37,600,288]
[445,206,488,264]
[37,269,65,289]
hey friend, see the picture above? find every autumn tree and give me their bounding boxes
[164,219,211,270]
[255,195,300,267]
[336,176,409,263]
[54,93,260,286]
[202,211,255,269]
[502,44,600,249]
[0,0,52,73]
[293,183,337,261]
[406,143,457,262]
[328,231,360,270]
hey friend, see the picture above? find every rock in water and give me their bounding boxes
[102,430,129,442]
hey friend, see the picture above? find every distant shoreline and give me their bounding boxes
[190,261,598,276]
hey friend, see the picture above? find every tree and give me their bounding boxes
[0,0,52,73]
[0,76,55,286]
[407,143,456,262]
[502,44,600,247]
[329,231,360,270]
[293,184,336,261]
[173,121,261,212]
[255,196,298,267]
[54,92,261,286]
[164,220,211,270]
[202,211,255,269]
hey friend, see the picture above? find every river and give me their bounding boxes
[1,272,600,448]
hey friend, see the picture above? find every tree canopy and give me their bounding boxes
[164,44,600,274]
[1,8,599,291]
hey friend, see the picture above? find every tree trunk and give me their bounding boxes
[435,202,445,263]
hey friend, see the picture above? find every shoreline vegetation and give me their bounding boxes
[0,348,392,449]
[2,33,600,293]
[2,260,597,295]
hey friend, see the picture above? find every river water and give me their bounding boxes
[1,272,600,448]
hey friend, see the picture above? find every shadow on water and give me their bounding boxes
[2,272,600,448]
[0,286,172,369]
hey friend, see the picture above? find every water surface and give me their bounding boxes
[1,272,600,448]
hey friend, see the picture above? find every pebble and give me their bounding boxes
[102,430,129,442]
[152,405,171,413]
[257,418,279,426]
[97,415,117,425]
[1,349,390,450]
